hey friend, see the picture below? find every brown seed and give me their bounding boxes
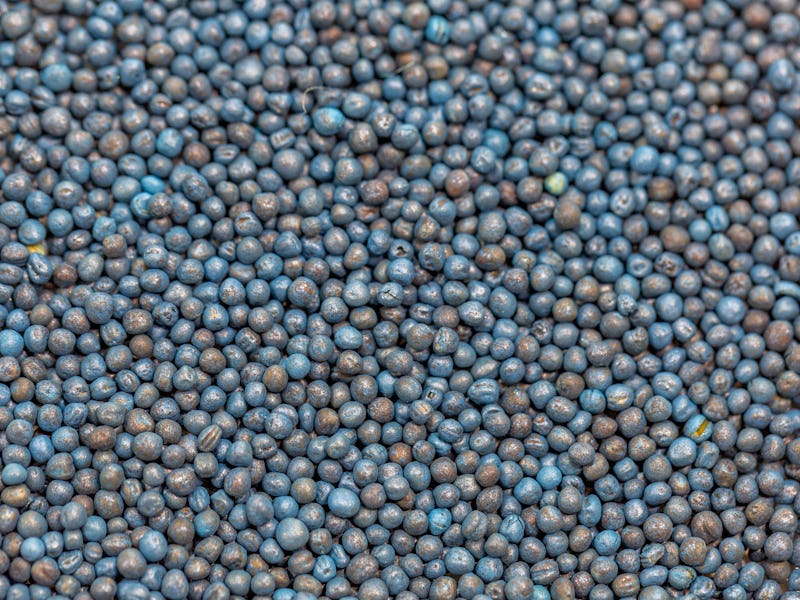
[643,514,673,543]
[402,2,431,27]
[9,557,30,583]
[146,42,175,66]
[743,310,769,333]
[765,560,791,583]
[224,467,251,498]
[475,245,506,271]
[194,537,223,563]
[679,536,708,566]
[168,516,195,545]
[166,467,199,497]
[691,511,723,543]
[358,180,388,206]
[0,357,20,383]
[185,556,211,581]
[764,321,793,351]
[291,478,317,504]
[745,497,774,527]
[358,483,386,510]
[429,576,457,600]
[0,484,31,508]
[345,551,379,585]
[94,491,124,519]
[183,142,211,168]
[197,424,222,452]
[294,574,323,596]
[129,334,153,358]
[424,55,449,80]
[85,425,116,450]
[554,200,581,229]
[155,420,182,444]
[367,397,394,423]
[388,443,412,466]
[743,3,772,29]
[444,169,470,198]
[661,225,690,252]
[263,365,288,393]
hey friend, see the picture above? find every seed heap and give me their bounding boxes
[0,0,799,599]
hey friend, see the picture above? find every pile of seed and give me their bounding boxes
[0,0,799,599]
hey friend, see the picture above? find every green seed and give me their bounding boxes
[545,172,568,195]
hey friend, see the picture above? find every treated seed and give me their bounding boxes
[0,1,795,598]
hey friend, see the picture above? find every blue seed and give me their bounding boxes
[312,107,346,136]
